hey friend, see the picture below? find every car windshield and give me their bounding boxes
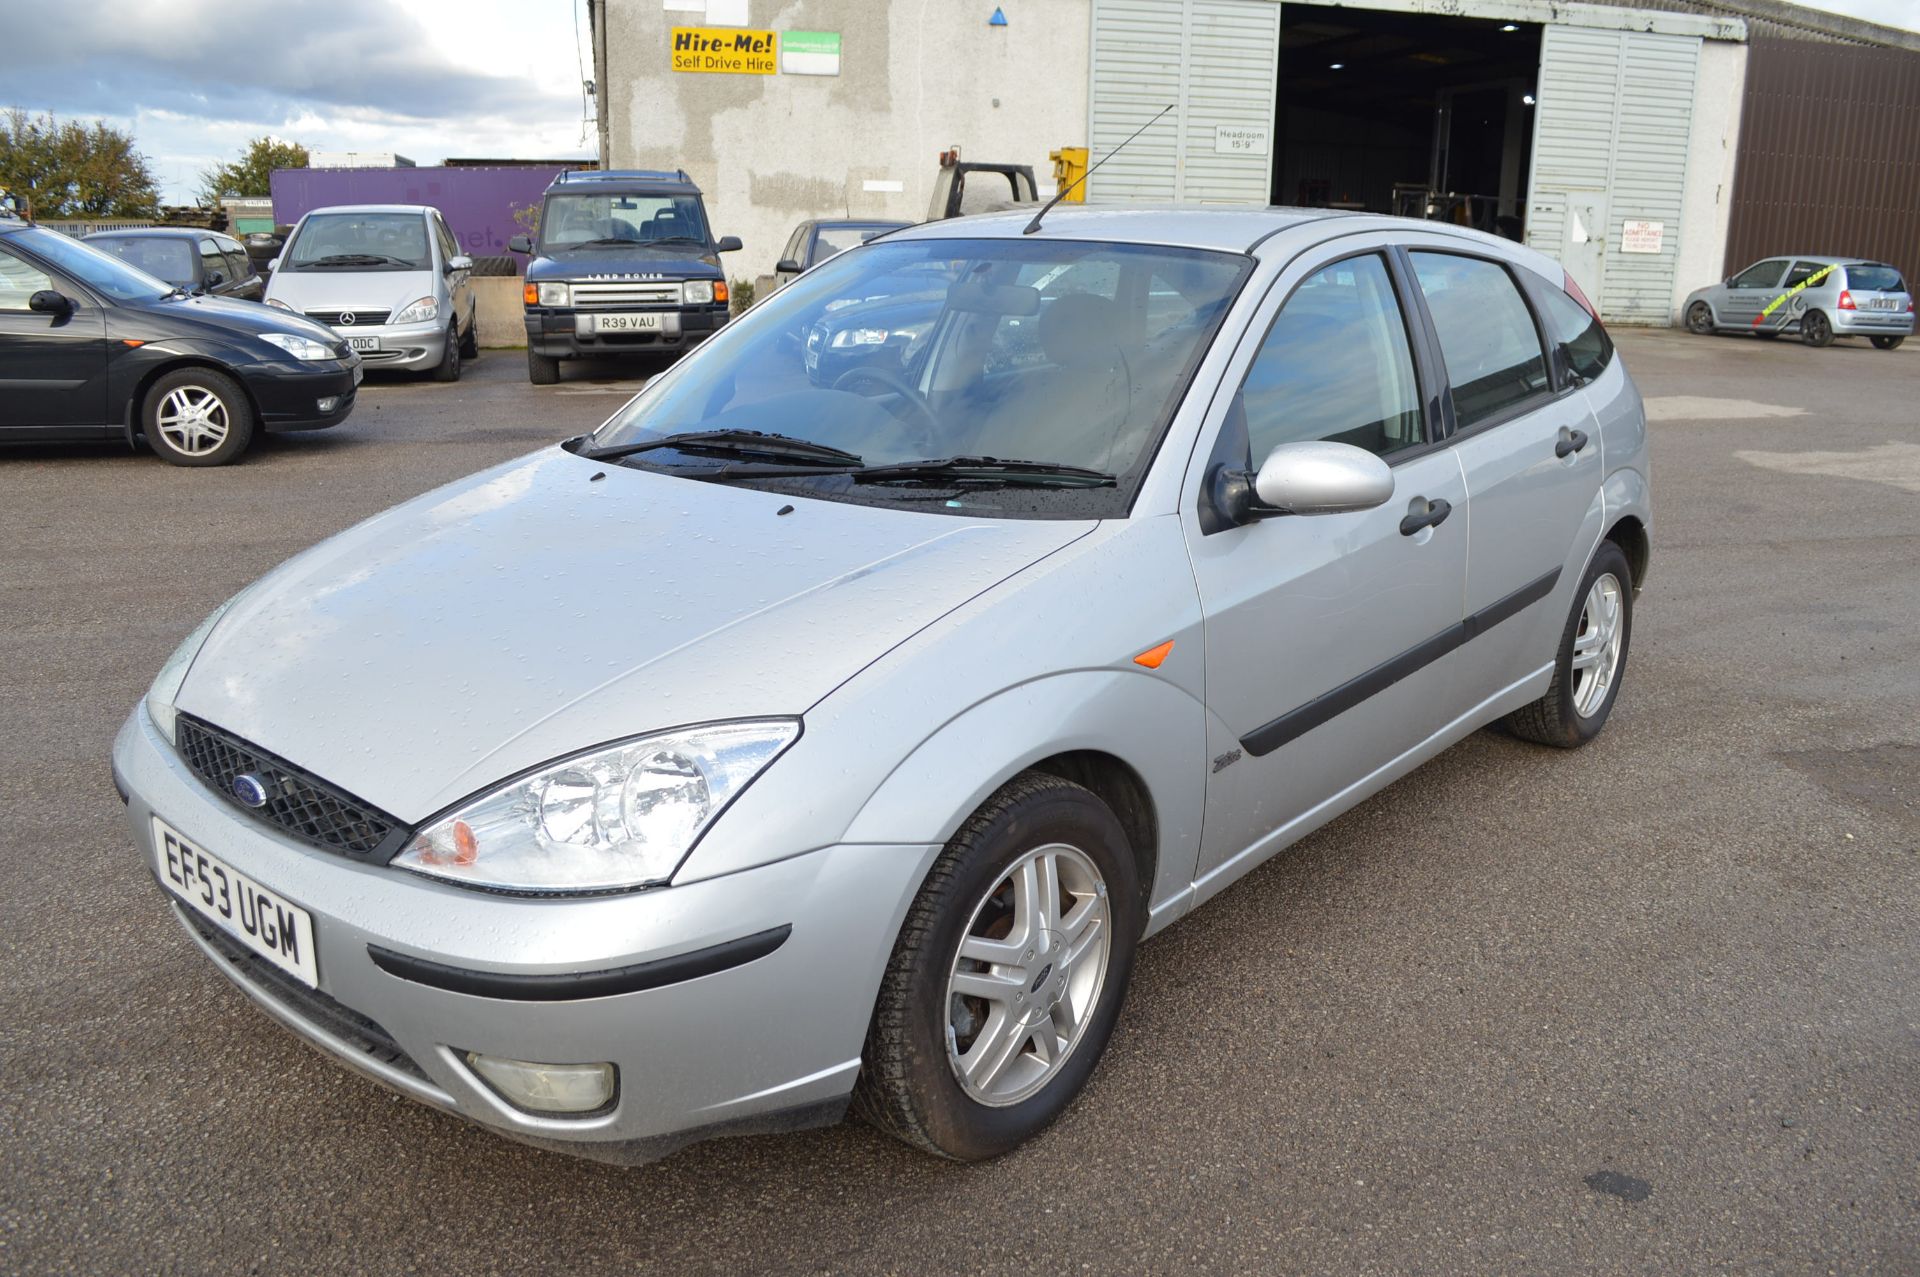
[539,193,710,248]
[90,236,195,286]
[11,226,172,301]
[589,237,1249,518]
[1845,265,1906,293]
[283,213,432,270]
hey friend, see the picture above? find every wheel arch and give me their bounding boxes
[123,357,262,445]
[1605,514,1650,590]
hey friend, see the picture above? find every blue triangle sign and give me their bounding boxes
[989,7,1008,25]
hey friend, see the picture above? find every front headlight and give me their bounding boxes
[536,281,570,307]
[681,279,714,305]
[147,598,239,745]
[265,298,293,312]
[259,332,335,361]
[393,720,800,893]
[830,327,891,348]
[394,296,439,324]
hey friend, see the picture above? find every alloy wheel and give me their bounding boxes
[1687,303,1713,334]
[945,842,1112,1107]
[1570,572,1624,718]
[156,385,230,457]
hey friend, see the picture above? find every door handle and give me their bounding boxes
[1555,429,1589,459]
[1399,497,1452,537]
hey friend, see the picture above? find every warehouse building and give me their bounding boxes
[592,0,1920,324]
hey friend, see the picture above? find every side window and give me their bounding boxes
[1731,259,1788,290]
[1410,252,1549,430]
[1781,260,1825,289]
[198,238,227,283]
[783,225,807,265]
[1534,283,1613,383]
[434,216,459,265]
[1239,253,1425,461]
[0,246,54,310]
[224,248,253,282]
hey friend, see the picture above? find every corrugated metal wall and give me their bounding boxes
[1723,39,1920,280]
[1088,0,1277,203]
[1527,26,1702,323]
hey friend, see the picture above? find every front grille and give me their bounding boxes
[305,308,391,327]
[176,715,404,860]
[570,280,680,306]
[176,903,428,1082]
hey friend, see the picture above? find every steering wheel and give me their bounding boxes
[831,364,942,450]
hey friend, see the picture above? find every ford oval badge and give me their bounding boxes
[231,773,269,808]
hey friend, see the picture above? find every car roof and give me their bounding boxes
[84,227,223,240]
[298,205,435,217]
[1751,254,1886,266]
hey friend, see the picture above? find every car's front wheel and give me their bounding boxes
[1504,540,1633,748]
[1871,335,1906,351]
[528,349,560,385]
[857,772,1141,1160]
[1801,310,1835,347]
[433,323,462,382]
[143,368,255,467]
[1685,302,1715,335]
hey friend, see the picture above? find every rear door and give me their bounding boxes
[1184,239,1469,897]
[1403,245,1605,701]
[0,241,110,431]
[1721,258,1789,328]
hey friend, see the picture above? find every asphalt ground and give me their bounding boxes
[2,331,1916,1275]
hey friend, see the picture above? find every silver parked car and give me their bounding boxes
[1683,256,1912,349]
[265,204,477,379]
[114,207,1650,1164]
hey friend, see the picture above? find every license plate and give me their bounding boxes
[351,363,364,386]
[1866,297,1899,311]
[155,817,318,987]
[345,335,381,351]
[593,312,666,333]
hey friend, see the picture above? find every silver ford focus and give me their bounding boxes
[113,207,1650,1164]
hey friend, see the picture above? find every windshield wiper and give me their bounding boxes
[307,253,415,267]
[851,456,1116,488]
[584,429,864,467]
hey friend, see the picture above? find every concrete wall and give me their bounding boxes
[473,277,527,348]
[600,0,1091,283]
[1671,39,1749,320]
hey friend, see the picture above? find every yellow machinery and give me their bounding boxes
[1050,147,1089,202]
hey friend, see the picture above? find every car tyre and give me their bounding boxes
[459,317,480,359]
[855,771,1141,1161]
[433,323,462,382]
[528,349,561,385]
[1685,302,1715,335]
[1504,540,1633,748]
[1870,335,1905,351]
[1801,310,1835,347]
[142,367,255,467]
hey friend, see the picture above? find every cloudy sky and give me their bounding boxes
[6,0,593,202]
[5,0,1916,204]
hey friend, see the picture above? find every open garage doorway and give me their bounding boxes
[1274,7,1542,239]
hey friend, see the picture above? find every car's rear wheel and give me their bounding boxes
[1685,302,1715,335]
[1504,540,1633,748]
[528,349,560,385]
[1801,310,1835,347]
[433,323,462,382]
[1871,335,1906,351]
[856,772,1140,1160]
[143,368,254,467]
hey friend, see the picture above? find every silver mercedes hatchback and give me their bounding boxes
[115,207,1651,1165]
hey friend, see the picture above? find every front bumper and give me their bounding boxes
[113,705,939,1163]
[525,305,728,360]
[245,358,361,431]
[322,319,447,371]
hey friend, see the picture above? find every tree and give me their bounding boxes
[0,108,161,218]
[197,136,308,205]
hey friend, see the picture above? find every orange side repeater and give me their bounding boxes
[1133,640,1175,670]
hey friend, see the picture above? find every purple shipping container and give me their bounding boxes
[269,166,574,267]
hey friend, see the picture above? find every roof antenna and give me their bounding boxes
[1023,103,1174,236]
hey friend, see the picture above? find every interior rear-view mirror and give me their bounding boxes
[714,235,744,253]
[776,258,802,274]
[509,235,533,254]
[28,290,71,316]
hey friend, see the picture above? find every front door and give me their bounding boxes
[0,245,109,430]
[1184,246,1469,898]
[1720,258,1790,328]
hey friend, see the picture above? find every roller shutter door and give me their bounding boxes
[1088,0,1278,204]
[1527,26,1701,323]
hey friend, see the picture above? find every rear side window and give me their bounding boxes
[1845,264,1906,293]
[1783,261,1828,289]
[1238,253,1425,460]
[1533,283,1613,383]
[1409,252,1549,430]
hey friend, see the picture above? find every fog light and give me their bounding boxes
[464,1052,616,1114]
[316,396,339,413]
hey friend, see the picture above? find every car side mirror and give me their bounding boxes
[509,235,533,254]
[776,258,802,274]
[714,235,743,253]
[267,257,280,272]
[1254,441,1394,515]
[206,272,224,288]
[28,290,72,316]
[448,255,473,273]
